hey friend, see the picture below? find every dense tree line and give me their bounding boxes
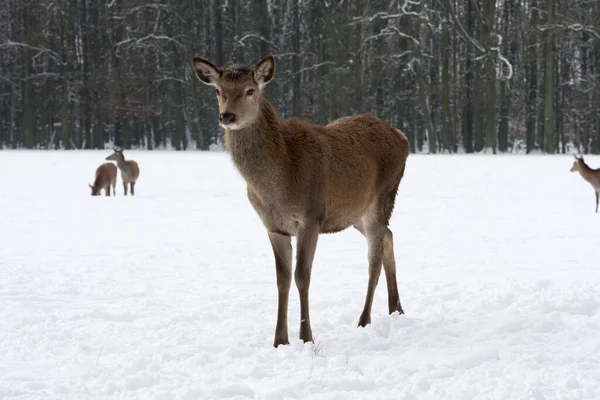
[0,0,599,153]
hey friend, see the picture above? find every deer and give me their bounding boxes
[106,148,140,195]
[89,162,117,196]
[570,154,600,213]
[191,54,410,348]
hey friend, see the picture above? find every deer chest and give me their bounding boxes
[246,186,302,236]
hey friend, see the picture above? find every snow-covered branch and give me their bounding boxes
[295,61,336,74]
[492,48,513,80]
[236,34,279,50]
[115,34,183,49]
[401,0,423,16]
[350,0,427,25]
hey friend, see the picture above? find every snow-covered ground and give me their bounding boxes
[1,150,599,399]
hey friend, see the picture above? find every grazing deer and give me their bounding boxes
[191,54,409,347]
[106,148,140,195]
[570,154,600,213]
[89,162,117,196]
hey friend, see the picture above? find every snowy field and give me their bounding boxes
[1,150,599,400]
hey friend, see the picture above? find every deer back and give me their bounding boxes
[94,163,117,186]
[125,160,140,181]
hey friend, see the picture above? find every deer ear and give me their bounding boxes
[254,55,275,88]
[192,57,221,86]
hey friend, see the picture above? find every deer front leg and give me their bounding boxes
[130,182,135,196]
[106,185,111,197]
[295,222,319,343]
[595,192,598,213]
[268,231,293,347]
[123,181,128,196]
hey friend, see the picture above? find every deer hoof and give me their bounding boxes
[299,327,313,344]
[273,335,290,348]
[357,313,371,328]
[389,300,405,315]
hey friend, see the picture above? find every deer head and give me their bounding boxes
[191,55,275,131]
[106,148,124,162]
[89,183,101,196]
[570,154,584,172]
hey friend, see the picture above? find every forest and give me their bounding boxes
[0,0,599,154]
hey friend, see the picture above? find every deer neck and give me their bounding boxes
[92,175,102,188]
[115,157,130,172]
[578,163,595,182]
[224,99,288,191]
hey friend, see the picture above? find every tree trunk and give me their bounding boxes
[543,0,556,153]
[462,0,475,153]
[441,5,453,153]
[60,6,70,150]
[22,46,34,148]
[291,0,301,117]
[483,0,497,153]
[416,56,436,153]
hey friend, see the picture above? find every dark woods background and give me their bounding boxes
[0,0,599,153]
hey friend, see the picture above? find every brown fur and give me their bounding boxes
[192,55,409,347]
[570,154,600,213]
[106,149,140,196]
[90,162,117,196]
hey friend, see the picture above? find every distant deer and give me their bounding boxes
[106,148,140,195]
[191,54,409,347]
[89,162,117,196]
[570,154,600,213]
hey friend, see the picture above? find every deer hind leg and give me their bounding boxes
[354,223,403,320]
[595,191,599,213]
[268,232,293,347]
[123,181,128,196]
[356,188,403,327]
[105,185,111,197]
[380,186,404,315]
[356,214,385,328]
[130,182,135,196]
[382,228,404,315]
[294,221,320,343]
[112,183,116,196]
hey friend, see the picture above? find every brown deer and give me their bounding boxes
[570,154,600,213]
[106,148,140,195]
[89,162,117,196]
[191,55,409,347]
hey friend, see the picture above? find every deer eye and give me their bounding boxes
[215,88,220,96]
[246,89,255,96]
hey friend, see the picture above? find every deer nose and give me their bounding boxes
[219,113,236,125]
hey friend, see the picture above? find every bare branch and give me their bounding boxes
[444,1,486,53]
[384,26,420,46]
[152,77,187,85]
[23,72,61,81]
[0,41,63,65]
